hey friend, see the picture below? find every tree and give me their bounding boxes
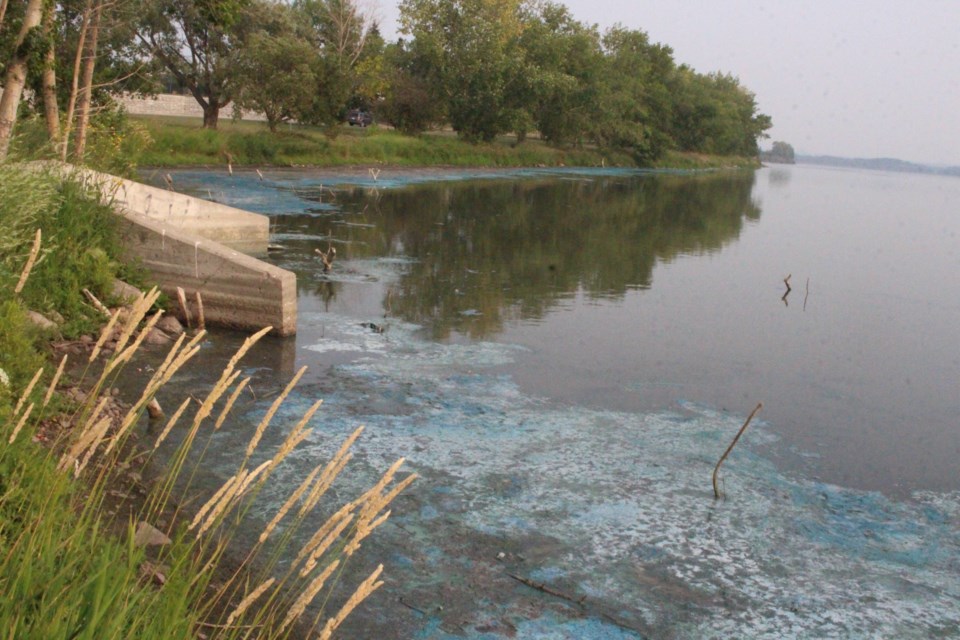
[293,0,379,124]
[588,26,675,164]
[233,21,317,131]
[399,0,524,142]
[761,140,795,164]
[516,2,602,144]
[376,40,443,134]
[0,0,44,160]
[136,0,254,128]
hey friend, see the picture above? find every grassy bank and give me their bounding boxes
[134,115,760,170]
[0,164,412,638]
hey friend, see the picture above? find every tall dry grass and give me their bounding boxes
[1,231,415,638]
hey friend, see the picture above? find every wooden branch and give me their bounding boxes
[712,402,763,499]
[82,287,111,317]
[194,291,205,330]
[507,572,587,606]
[176,287,192,329]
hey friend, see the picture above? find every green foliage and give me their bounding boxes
[761,140,795,164]
[0,165,130,336]
[134,115,622,168]
[399,0,525,142]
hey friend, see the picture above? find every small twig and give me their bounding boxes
[398,597,427,616]
[82,288,111,317]
[314,243,337,273]
[15,229,42,295]
[712,402,763,499]
[601,613,646,636]
[803,277,810,311]
[256,169,264,181]
[507,572,587,606]
[781,274,792,306]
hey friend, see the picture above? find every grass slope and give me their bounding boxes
[135,116,759,170]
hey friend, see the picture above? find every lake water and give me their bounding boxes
[149,165,960,638]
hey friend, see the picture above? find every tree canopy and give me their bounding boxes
[0,0,773,163]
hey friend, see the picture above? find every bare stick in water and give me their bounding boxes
[712,402,763,499]
[194,290,205,330]
[176,286,192,328]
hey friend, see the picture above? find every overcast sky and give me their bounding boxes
[375,0,960,166]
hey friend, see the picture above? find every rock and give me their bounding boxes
[139,560,169,585]
[26,310,57,330]
[143,328,173,346]
[112,279,143,304]
[155,315,184,336]
[134,522,172,547]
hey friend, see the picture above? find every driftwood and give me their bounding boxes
[507,572,586,606]
[176,287,192,328]
[712,402,763,499]
[82,287,111,317]
[194,290,205,330]
[315,244,336,273]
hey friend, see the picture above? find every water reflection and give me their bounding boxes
[277,172,760,339]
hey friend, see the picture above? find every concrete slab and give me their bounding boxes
[77,167,269,254]
[48,163,297,336]
[116,213,297,336]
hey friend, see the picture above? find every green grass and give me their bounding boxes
[135,116,639,168]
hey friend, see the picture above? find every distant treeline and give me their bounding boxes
[797,155,960,177]
[0,0,772,166]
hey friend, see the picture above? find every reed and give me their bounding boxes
[1,166,413,639]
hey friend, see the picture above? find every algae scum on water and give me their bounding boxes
[179,309,960,639]
[155,168,960,638]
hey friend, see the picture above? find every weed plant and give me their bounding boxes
[0,167,413,638]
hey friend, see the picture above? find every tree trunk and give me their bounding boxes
[61,0,93,161]
[73,0,104,161]
[0,0,45,160]
[0,0,9,30]
[202,100,220,129]
[41,4,60,144]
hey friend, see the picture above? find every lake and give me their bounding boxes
[148,164,960,638]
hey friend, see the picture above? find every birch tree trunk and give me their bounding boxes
[41,4,61,144]
[73,0,103,161]
[0,0,46,160]
[61,0,93,161]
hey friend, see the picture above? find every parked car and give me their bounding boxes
[347,109,373,127]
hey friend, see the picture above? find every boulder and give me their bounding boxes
[155,315,184,336]
[26,310,57,330]
[134,521,172,547]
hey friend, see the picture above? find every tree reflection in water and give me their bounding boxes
[276,170,760,339]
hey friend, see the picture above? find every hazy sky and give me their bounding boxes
[375,1,960,165]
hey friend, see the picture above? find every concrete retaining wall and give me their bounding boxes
[77,168,269,254]
[119,93,266,122]
[116,214,297,336]
[53,164,297,336]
